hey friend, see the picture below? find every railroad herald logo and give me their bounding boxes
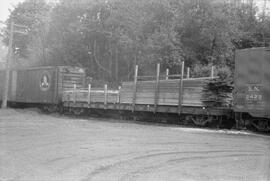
[40,72,51,91]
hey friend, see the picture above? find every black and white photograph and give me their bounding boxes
[0,0,270,180]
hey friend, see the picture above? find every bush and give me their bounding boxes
[216,66,232,81]
[191,64,232,81]
[191,64,212,78]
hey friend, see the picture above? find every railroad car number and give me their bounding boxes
[246,86,263,101]
[246,94,262,101]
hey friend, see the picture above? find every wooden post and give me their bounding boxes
[211,66,214,78]
[2,21,14,108]
[118,86,121,110]
[165,68,169,80]
[73,84,77,103]
[154,63,160,113]
[87,84,91,105]
[178,61,185,115]
[118,86,121,103]
[187,67,190,79]
[132,65,138,112]
[115,47,119,85]
[104,84,108,108]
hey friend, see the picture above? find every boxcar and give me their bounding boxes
[0,66,85,105]
[234,47,270,131]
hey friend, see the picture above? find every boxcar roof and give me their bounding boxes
[236,47,270,52]
[9,65,82,71]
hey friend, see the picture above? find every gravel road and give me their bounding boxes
[0,109,269,181]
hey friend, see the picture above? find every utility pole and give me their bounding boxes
[1,21,14,108]
[262,0,267,46]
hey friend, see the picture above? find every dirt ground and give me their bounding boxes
[0,109,270,181]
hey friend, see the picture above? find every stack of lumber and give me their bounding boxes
[120,79,208,106]
[202,78,233,107]
[58,67,85,91]
[62,88,119,104]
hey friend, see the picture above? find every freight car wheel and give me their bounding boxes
[182,115,195,126]
[72,108,84,116]
[190,115,213,127]
[251,119,270,132]
[47,105,59,113]
[41,105,58,113]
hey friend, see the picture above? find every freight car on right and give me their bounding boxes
[234,47,270,132]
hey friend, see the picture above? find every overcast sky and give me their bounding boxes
[0,0,25,22]
[0,0,269,22]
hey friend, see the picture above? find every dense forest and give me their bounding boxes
[2,0,270,86]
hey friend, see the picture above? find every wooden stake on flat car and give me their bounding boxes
[73,84,77,103]
[154,63,160,113]
[211,66,214,78]
[104,84,108,109]
[187,67,190,79]
[166,68,169,80]
[132,65,138,112]
[178,61,185,115]
[87,84,91,105]
[118,86,121,103]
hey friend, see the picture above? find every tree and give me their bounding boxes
[3,0,270,84]
[3,0,51,63]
